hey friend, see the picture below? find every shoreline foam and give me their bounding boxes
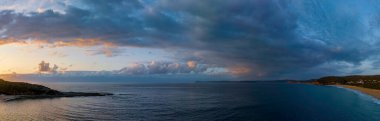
[335,85,380,100]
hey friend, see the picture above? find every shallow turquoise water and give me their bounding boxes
[1,82,380,121]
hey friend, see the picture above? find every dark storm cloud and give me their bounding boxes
[1,0,380,79]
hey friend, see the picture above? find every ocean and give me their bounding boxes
[0,82,380,121]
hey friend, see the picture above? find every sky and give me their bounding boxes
[1,0,380,82]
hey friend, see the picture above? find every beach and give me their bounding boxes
[336,85,380,99]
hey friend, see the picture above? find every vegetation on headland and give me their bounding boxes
[289,75,380,90]
[0,79,112,101]
[0,79,61,95]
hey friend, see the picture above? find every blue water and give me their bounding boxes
[1,82,380,121]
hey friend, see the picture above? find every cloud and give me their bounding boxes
[118,63,146,75]
[37,61,61,74]
[85,47,122,57]
[32,60,221,77]
[228,66,252,77]
[1,0,380,79]
[116,61,211,75]
[186,61,197,70]
[49,51,67,57]
[0,38,17,45]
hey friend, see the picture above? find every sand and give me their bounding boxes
[336,85,380,99]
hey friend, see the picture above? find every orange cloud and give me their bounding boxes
[0,38,119,57]
[187,61,197,70]
[0,38,23,45]
[50,38,116,48]
[229,66,252,76]
[0,38,116,47]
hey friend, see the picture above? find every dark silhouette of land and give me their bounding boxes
[289,75,380,89]
[0,79,112,102]
[288,75,380,99]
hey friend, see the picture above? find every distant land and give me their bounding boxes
[288,75,380,99]
[195,80,293,83]
[288,75,380,89]
[0,79,112,102]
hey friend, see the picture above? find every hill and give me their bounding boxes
[0,79,112,101]
[311,75,380,89]
[0,79,61,95]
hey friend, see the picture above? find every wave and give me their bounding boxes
[331,85,380,105]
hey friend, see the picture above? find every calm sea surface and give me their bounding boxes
[1,82,380,121]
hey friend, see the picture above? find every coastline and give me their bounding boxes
[0,79,113,102]
[335,85,380,100]
[0,95,19,102]
[0,92,113,102]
